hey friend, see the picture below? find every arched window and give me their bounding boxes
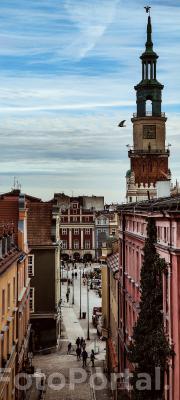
[146,99,152,115]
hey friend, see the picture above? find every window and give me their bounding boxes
[85,216,89,222]
[13,277,16,303]
[164,227,167,242]
[73,203,78,209]
[2,289,5,316]
[73,217,78,222]
[111,229,116,236]
[28,255,34,277]
[7,283,10,309]
[62,228,67,235]
[62,240,67,249]
[85,228,90,235]
[74,228,79,235]
[85,240,90,249]
[73,209,77,214]
[29,288,35,312]
[74,240,79,249]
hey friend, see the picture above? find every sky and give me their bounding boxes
[0,0,180,203]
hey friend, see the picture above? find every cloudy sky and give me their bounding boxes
[0,0,180,202]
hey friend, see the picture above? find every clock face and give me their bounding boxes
[143,125,156,139]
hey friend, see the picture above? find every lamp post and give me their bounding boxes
[87,276,90,340]
[72,272,75,305]
[79,267,82,319]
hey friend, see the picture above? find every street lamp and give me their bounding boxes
[87,276,90,340]
[79,267,82,319]
[72,272,75,305]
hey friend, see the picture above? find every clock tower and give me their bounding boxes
[126,13,171,202]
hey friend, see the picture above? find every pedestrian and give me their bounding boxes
[76,346,81,360]
[82,339,86,350]
[72,272,74,278]
[90,350,95,367]
[66,292,69,303]
[76,337,80,347]
[75,271,77,279]
[82,349,88,367]
[80,337,84,348]
[67,342,72,354]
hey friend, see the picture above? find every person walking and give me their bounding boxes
[82,339,86,350]
[90,350,95,367]
[82,349,88,367]
[76,337,80,348]
[76,346,81,361]
[66,292,69,303]
[80,337,84,348]
[67,342,72,354]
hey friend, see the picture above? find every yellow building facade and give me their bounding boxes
[0,191,30,400]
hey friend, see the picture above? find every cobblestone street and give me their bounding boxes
[28,264,112,400]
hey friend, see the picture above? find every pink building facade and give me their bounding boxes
[118,197,180,400]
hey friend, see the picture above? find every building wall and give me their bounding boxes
[0,259,17,400]
[119,211,180,400]
[0,192,30,400]
[29,248,57,350]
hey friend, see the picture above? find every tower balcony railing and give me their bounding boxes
[132,111,166,118]
[128,148,170,156]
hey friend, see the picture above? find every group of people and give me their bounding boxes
[67,337,95,367]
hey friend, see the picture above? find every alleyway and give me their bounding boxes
[28,263,112,400]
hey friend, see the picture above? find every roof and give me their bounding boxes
[107,252,119,274]
[0,198,19,243]
[117,194,180,214]
[27,202,53,246]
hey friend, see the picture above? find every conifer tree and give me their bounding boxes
[128,217,172,400]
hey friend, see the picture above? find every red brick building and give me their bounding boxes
[54,194,104,261]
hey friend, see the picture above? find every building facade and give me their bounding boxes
[118,196,180,400]
[0,191,30,400]
[54,194,104,261]
[27,199,60,351]
[126,14,171,202]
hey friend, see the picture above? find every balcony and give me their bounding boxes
[133,111,166,118]
[128,148,170,156]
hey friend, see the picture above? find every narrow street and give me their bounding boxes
[29,263,112,400]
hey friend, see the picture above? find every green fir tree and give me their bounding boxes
[128,217,172,400]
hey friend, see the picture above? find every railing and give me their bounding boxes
[133,111,166,118]
[129,148,170,155]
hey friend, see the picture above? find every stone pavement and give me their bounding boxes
[27,263,113,400]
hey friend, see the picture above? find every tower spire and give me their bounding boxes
[146,15,153,51]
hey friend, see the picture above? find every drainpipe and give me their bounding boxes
[168,214,174,400]
[122,212,126,370]
[107,259,111,375]
[15,259,19,400]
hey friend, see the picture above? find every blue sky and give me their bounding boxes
[0,0,180,202]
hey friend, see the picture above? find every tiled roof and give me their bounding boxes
[107,252,119,273]
[0,250,23,275]
[27,202,53,246]
[0,199,19,243]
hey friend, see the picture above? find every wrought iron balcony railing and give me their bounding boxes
[133,111,166,118]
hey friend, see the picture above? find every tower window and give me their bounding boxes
[145,99,152,115]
